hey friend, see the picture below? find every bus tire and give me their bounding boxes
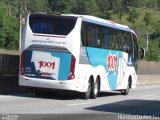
[81,82,91,99]
[121,80,130,95]
[91,80,99,99]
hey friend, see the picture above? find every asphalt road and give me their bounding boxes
[0,85,160,120]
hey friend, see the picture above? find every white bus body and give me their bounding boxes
[19,13,138,99]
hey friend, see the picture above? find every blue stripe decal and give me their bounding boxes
[51,52,71,80]
[24,50,71,80]
[86,47,123,90]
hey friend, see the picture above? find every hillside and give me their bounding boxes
[111,7,160,61]
[112,7,160,35]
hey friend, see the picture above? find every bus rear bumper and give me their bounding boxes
[19,76,79,92]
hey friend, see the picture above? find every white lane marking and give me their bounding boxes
[65,102,94,106]
[140,94,154,98]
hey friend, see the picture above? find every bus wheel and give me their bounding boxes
[91,80,99,99]
[121,80,130,95]
[81,82,91,99]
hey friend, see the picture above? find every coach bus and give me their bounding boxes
[19,13,144,99]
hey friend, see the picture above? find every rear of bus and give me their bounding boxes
[19,13,81,91]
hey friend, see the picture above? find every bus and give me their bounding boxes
[19,13,144,99]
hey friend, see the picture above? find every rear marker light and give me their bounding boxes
[68,55,76,80]
[20,52,24,75]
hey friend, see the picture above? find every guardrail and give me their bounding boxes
[0,49,20,76]
[138,60,160,75]
[137,75,160,86]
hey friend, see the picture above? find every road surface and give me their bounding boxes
[0,85,159,120]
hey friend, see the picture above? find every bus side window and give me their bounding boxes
[121,31,127,52]
[81,22,87,46]
[104,29,110,49]
[85,23,96,48]
[132,33,138,60]
[96,26,103,48]
[126,32,133,55]
[108,28,113,49]
[117,30,122,51]
[91,26,96,47]
[87,27,92,47]
[113,29,118,50]
[132,33,138,70]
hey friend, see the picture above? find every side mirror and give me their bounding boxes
[141,47,145,59]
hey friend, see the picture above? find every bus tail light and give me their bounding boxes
[19,52,24,75]
[68,55,76,80]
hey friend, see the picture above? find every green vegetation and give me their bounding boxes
[0,0,160,61]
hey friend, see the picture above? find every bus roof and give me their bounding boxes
[62,14,132,33]
[30,13,136,35]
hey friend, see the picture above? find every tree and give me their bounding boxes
[157,0,160,11]
[127,9,139,24]
[0,2,19,49]
[152,21,160,38]
[96,0,112,19]
[71,0,99,16]
[0,15,19,49]
[0,2,6,28]
[112,0,126,21]
[122,0,139,7]
[146,40,160,61]
[143,12,151,26]
[48,0,72,14]
[29,0,50,13]
[112,0,138,21]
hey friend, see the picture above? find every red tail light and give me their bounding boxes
[68,55,76,80]
[19,52,24,75]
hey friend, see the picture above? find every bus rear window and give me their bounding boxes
[29,15,77,35]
